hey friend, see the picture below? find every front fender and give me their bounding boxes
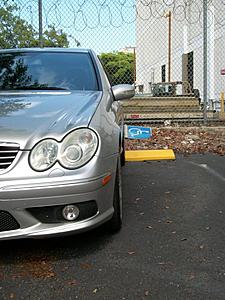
[89,93,121,158]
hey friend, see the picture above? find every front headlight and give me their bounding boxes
[59,129,98,169]
[29,129,98,171]
[29,139,58,171]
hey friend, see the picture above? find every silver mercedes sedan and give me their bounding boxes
[0,48,135,240]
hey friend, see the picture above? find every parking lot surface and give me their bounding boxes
[0,154,225,300]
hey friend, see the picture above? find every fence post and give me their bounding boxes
[133,47,136,84]
[221,92,224,111]
[203,0,208,125]
[38,0,43,48]
[168,11,172,83]
[219,92,225,120]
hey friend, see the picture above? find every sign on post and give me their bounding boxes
[125,125,152,139]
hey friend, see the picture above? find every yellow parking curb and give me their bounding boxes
[125,149,175,161]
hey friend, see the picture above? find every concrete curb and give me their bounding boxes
[125,149,175,161]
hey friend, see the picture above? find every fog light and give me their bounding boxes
[62,205,79,221]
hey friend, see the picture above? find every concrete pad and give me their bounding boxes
[125,149,175,161]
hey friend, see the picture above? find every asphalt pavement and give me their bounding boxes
[1,154,225,300]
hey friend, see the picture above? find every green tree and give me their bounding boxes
[0,0,69,48]
[99,51,135,85]
[42,25,69,48]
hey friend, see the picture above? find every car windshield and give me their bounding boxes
[0,52,99,91]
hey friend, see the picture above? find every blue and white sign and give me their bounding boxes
[126,126,152,139]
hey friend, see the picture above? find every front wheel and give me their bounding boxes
[106,158,122,233]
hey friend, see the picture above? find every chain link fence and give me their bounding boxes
[0,0,225,125]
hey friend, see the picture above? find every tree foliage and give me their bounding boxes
[99,51,135,85]
[0,0,69,48]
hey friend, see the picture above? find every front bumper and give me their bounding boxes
[0,171,115,240]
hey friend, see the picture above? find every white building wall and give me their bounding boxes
[136,3,187,92]
[214,29,225,100]
[136,16,168,91]
[136,0,225,101]
[213,0,225,101]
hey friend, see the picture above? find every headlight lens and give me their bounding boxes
[30,139,58,171]
[60,129,98,169]
[29,129,98,171]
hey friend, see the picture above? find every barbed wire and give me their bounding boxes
[3,0,225,32]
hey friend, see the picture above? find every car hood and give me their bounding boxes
[0,91,102,149]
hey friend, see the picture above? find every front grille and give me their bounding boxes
[0,211,20,232]
[0,143,20,171]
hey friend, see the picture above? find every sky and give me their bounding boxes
[14,0,216,54]
[17,0,136,54]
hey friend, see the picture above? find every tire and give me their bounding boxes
[106,158,122,233]
[121,137,126,167]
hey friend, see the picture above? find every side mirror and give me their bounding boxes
[112,84,135,101]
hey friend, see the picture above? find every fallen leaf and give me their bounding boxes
[67,280,79,286]
[80,263,92,270]
[166,220,173,224]
[46,272,55,278]
[10,256,56,279]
